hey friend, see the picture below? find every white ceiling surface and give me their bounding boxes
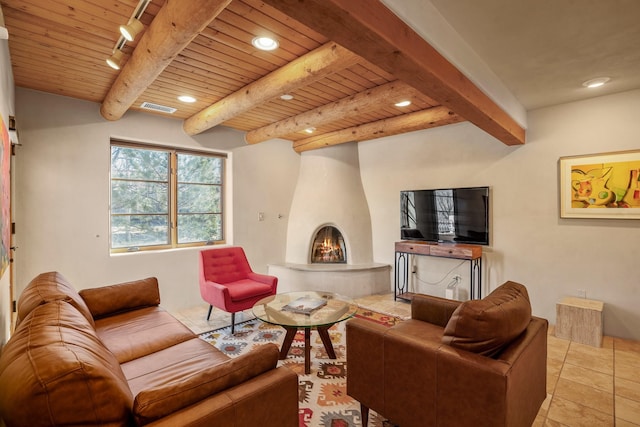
[388,0,640,118]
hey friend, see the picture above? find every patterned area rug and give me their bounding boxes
[199,308,401,427]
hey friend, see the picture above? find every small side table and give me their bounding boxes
[555,297,604,347]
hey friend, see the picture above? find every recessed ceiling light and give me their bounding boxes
[280,94,294,101]
[304,127,316,134]
[252,36,279,51]
[178,95,196,103]
[395,100,411,107]
[582,77,610,88]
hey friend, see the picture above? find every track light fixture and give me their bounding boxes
[106,49,124,70]
[120,18,144,42]
[105,0,151,69]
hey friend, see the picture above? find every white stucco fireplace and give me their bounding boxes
[268,143,390,298]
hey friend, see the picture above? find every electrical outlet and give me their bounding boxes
[258,212,265,221]
[577,289,586,298]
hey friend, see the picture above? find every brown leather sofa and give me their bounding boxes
[347,281,548,427]
[0,272,299,426]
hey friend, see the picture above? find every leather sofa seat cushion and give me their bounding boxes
[442,281,532,357]
[128,342,279,425]
[94,306,196,364]
[16,271,95,327]
[79,277,161,319]
[0,301,133,426]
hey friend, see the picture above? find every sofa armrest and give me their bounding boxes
[79,277,160,319]
[143,367,299,427]
[411,293,461,327]
[434,317,548,426]
[133,344,280,426]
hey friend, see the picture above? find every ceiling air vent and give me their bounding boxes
[140,102,177,114]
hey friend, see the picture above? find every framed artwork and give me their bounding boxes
[559,150,640,219]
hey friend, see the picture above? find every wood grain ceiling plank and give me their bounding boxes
[189,33,278,75]
[262,0,525,146]
[335,67,383,92]
[9,57,114,90]
[6,38,116,76]
[1,0,122,39]
[177,43,264,82]
[13,80,106,102]
[246,81,417,143]
[2,6,116,53]
[101,0,233,121]
[78,0,144,21]
[209,10,306,61]
[322,73,371,97]
[293,106,464,152]
[183,42,359,135]
[237,0,327,46]
[13,69,111,95]
[298,81,349,106]
[348,62,396,86]
[6,26,113,65]
[170,55,252,88]
[152,71,230,99]
[197,27,294,69]
[13,68,110,97]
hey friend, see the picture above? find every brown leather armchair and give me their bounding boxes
[346,281,547,427]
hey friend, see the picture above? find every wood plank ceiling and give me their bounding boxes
[0,0,525,152]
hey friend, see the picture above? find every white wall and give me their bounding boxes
[13,88,299,315]
[360,89,640,340]
[231,137,300,270]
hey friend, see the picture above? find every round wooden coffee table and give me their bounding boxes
[252,291,358,374]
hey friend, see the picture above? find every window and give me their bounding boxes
[110,141,225,251]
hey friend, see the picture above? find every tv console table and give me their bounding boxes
[394,241,482,302]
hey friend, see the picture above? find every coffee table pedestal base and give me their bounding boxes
[279,326,336,374]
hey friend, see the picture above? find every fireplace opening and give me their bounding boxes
[311,226,347,264]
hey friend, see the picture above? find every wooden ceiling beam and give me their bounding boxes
[245,80,417,144]
[293,106,464,152]
[100,0,232,121]
[261,0,525,146]
[183,42,359,135]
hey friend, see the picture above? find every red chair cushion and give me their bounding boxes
[226,280,274,302]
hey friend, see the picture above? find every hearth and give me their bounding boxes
[267,143,391,298]
[311,226,346,263]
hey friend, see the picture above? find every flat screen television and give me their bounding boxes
[400,186,490,246]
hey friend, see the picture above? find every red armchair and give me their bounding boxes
[199,246,278,333]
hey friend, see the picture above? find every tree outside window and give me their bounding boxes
[110,142,224,251]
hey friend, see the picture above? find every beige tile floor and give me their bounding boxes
[172,293,640,427]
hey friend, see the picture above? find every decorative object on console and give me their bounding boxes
[559,150,640,218]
